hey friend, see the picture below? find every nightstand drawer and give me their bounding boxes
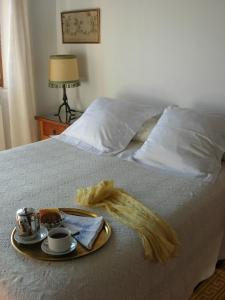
[42,122,67,137]
[35,115,80,141]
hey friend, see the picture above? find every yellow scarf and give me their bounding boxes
[76,180,179,263]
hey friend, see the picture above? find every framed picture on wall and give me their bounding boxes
[61,9,100,43]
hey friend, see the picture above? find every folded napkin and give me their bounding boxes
[63,214,104,249]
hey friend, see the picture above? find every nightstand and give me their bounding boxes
[35,114,81,141]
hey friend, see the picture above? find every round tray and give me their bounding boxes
[11,208,112,261]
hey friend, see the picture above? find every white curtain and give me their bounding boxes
[0,0,37,147]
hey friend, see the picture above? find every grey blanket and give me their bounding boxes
[0,139,225,300]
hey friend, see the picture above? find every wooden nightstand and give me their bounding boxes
[35,114,81,141]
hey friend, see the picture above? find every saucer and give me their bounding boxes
[41,237,77,256]
[14,227,48,245]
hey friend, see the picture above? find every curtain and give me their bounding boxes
[0,0,37,147]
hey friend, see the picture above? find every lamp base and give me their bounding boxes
[55,84,81,124]
[54,102,79,124]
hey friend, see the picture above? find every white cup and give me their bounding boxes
[48,227,71,252]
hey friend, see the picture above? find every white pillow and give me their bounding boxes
[62,97,163,154]
[133,106,224,181]
[133,115,160,143]
[207,113,225,153]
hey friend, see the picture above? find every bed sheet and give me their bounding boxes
[0,138,225,300]
[54,135,143,158]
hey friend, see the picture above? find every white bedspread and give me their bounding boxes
[0,138,225,300]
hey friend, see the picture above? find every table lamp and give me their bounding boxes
[48,54,80,122]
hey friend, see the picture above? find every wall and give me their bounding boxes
[56,0,102,112]
[32,0,225,114]
[56,0,225,113]
[28,0,58,114]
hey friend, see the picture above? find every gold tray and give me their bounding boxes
[11,208,112,261]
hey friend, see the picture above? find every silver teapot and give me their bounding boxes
[16,208,40,239]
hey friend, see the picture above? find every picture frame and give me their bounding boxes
[61,9,100,44]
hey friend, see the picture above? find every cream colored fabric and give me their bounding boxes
[133,115,160,143]
[0,0,37,147]
[0,105,6,150]
[49,55,79,82]
[76,180,179,262]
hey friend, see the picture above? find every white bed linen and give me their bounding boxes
[133,106,224,182]
[62,97,162,154]
[0,139,225,300]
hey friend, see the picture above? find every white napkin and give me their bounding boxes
[63,214,104,249]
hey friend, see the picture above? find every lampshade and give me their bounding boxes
[48,54,80,88]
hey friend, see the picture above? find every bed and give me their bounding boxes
[0,136,225,300]
[1,97,225,300]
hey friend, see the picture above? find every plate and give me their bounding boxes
[41,237,77,256]
[11,208,111,261]
[41,211,64,229]
[14,227,48,245]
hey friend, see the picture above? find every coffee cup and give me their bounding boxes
[48,227,71,252]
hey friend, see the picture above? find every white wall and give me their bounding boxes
[56,0,225,113]
[28,0,58,114]
[31,0,225,114]
[56,0,102,112]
